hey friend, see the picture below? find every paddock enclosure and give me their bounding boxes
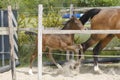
[0,4,120,80]
[0,8,19,74]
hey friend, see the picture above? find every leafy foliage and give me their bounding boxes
[43,7,65,28]
[77,0,120,7]
[18,14,37,66]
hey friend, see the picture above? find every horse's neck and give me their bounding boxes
[71,34,74,41]
[61,28,74,41]
[69,34,74,43]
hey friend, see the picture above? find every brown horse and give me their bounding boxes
[26,16,84,75]
[79,8,120,73]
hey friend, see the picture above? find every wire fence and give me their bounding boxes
[43,52,120,58]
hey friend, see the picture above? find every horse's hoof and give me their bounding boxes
[71,70,79,76]
[94,69,103,74]
[57,64,64,71]
[94,66,103,74]
[28,69,34,75]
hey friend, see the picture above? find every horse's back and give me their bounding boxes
[91,8,120,30]
[43,34,73,50]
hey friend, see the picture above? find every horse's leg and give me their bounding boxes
[70,51,74,60]
[67,37,99,70]
[29,49,37,75]
[78,44,84,60]
[67,50,74,61]
[48,49,63,70]
[93,34,114,73]
[78,36,100,60]
[66,45,81,71]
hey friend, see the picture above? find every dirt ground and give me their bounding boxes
[0,62,120,80]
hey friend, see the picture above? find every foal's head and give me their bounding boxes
[62,16,84,30]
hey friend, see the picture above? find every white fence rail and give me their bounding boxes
[42,30,120,34]
[60,6,120,12]
[1,28,120,34]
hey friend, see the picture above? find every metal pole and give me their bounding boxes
[1,10,5,66]
[38,4,43,80]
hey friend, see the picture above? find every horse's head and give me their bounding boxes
[62,16,84,30]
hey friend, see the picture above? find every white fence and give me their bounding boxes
[1,4,120,80]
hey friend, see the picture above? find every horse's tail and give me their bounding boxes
[25,31,37,36]
[79,9,101,25]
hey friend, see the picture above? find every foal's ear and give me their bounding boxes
[71,16,76,19]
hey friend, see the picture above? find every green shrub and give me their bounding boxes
[18,14,37,66]
[43,7,65,28]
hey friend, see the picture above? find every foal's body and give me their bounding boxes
[79,8,120,72]
[30,34,78,69]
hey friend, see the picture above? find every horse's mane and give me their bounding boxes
[62,19,72,30]
[62,16,77,30]
[79,9,101,25]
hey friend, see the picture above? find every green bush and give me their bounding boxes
[18,14,37,66]
[43,13,64,28]
[77,0,120,7]
[43,7,65,28]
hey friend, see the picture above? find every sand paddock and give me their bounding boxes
[0,62,120,80]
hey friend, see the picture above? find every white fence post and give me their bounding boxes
[70,4,74,18]
[38,4,43,80]
[8,6,16,80]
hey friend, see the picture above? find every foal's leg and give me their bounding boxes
[93,34,114,73]
[78,36,100,60]
[48,49,63,70]
[66,45,81,70]
[29,49,37,75]
[78,44,84,60]
[66,50,71,61]
[66,51,74,61]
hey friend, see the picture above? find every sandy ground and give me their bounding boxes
[0,62,120,80]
